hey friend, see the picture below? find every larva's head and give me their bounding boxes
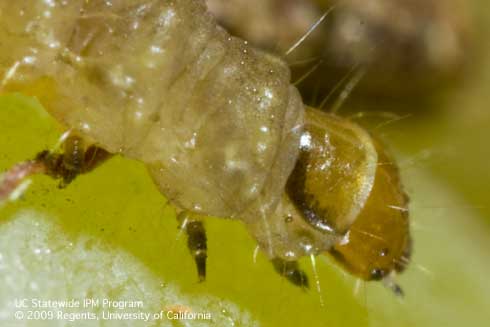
[326,143,412,287]
[286,108,411,291]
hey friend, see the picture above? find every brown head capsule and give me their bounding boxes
[0,0,411,294]
[326,135,411,289]
[247,108,411,292]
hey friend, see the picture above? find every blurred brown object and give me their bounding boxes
[206,0,321,55]
[207,0,473,108]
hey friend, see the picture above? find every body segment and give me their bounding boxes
[0,0,411,291]
[0,0,303,220]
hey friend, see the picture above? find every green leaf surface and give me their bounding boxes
[1,94,489,326]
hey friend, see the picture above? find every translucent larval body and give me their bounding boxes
[0,0,303,221]
[0,0,410,281]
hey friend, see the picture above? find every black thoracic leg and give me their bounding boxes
[39,135,112,187]
[271,257,309,289]
[0,134,111,201]
[178,212,208,282]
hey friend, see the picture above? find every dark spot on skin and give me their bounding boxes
[149,112,160,122]
[370,268,387,280]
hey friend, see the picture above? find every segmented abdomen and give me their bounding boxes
[0,0,304,220]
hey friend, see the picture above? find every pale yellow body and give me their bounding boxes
[0,0,303,222]
[0,0,409,277]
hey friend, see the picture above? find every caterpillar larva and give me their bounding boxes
[0,0,410,294]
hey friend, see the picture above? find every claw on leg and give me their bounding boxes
[178,212,208,282]
[383,273,404,297]
[271,257,309,289]
[0,134,111,203]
